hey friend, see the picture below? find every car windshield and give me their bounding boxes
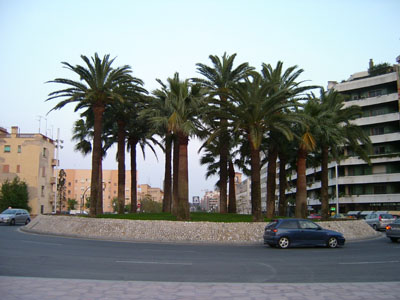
[266,221,278,229]
[381,214,393,219]
[1,209,17,215]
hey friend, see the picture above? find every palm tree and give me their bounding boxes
[47,53,133,216]
[221,72,295,221]
[107,80,147,214]
[261,62,316,218]
[154,73,204,220]
[194,53,254,214]
[310,89,371,220]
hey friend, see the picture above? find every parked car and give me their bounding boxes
[364,212,395,231]
[0,208,31,225]
[307,214,321,219]
[359,211,374,219]
[263,219,345,249]
[386,219,400,242]
[346,211,361,219]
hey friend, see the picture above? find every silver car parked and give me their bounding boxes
[0,209,31,225]
[365,212,395,231]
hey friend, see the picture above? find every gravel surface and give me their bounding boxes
[22,215,382,244]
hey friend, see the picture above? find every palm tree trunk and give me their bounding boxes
[90,104,105,217]
[228,160,236,213]
[172,135,179,216]
[320,145,330,220]
[117,120,126,214]
[163,132,172,213]
[295,147,308,218]
[250,141,262,222]
[177,133,190,220]
[219,121,228,214]
[278,152,288,216]
[129,138,138,213]
[96,158,103,215]
[266,146,278,218]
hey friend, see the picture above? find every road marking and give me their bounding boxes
[339,260,400,265]
[116,260,192,266]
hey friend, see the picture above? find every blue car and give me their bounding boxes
[263,219,345,249]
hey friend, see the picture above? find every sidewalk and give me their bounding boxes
[1,276,399,300]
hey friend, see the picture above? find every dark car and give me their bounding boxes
[263,219,345,249]
[386,218,400,243]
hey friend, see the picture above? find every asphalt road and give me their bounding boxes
[0,225,399,283]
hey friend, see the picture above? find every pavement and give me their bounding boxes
[1,276,400,300]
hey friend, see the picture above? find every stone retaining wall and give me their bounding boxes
[22,215,382,244]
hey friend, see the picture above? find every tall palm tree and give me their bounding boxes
[107,80,148,214]
[310,89,371,220]
[261,62,316,218]
[153,73,204,220]
[194,53,254,214]
[221,73,295,221]
[47,53,133,216]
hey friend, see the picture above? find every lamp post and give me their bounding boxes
[335,161,339,215]
[53,128,63,214]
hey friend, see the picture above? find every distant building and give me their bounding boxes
[63,169,163,213]
[0,126,56,215]
[64,169,133,213]
[138,184,163,203]
[236,177,251,214]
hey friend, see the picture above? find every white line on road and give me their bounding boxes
[339,260,400,265]
[116,260,192,266]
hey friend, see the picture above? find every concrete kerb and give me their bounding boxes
[21,214,382,244]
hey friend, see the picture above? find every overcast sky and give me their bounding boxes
[1,0,399,199]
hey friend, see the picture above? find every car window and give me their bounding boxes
[299,220,319,230]
[1,209,17,214]
[279,220,299,229]
[266,221,278,230]
[381,214,393,219]
[395,219,400,224]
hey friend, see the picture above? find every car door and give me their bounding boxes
[298,220,326,245]
[15,210,24,223]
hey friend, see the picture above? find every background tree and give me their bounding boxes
[0,177,30,212]
[57,169,67,211]
[47,53,133,216]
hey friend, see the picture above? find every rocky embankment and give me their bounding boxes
[22,215,382,244]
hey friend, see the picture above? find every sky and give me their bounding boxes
[1,0,399,200]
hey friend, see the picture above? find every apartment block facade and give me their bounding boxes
[0,126,56,215]
[64,169,163,213]
[284,59,400,214]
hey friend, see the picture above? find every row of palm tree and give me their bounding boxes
[47,52,371,221]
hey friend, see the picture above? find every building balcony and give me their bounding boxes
[338,194,400,204]
[343,92,398,108]
[369,132,400,144]
[50,177,56,184]
[336,173,400,185]
[51,159,59,167]
[335,73,397,93]
[351,112,400,126]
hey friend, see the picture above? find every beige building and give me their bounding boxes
[64,169,163,213]
[0,126,56,215]
[64,169,133,213]
[138,184,164,204]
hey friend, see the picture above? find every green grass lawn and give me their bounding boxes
[97,212,271,222]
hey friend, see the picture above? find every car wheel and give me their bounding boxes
[372,224,378,231]
[327,237,338,248]
[9,219,16,226]
[278,237,290,249]
[390,237,398,243]
[25,218,31,225]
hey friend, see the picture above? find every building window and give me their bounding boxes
[4,145,11,153]
[16,165,21,173]
[2,165,9,173]
[369,89,382,97]
[18,145,21,153]
[370,127,384,136]
[42,167,46,177]
[374,185,386,194]
[43,147,47,157]
[373,146,385,155]
[41,186,45,197]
